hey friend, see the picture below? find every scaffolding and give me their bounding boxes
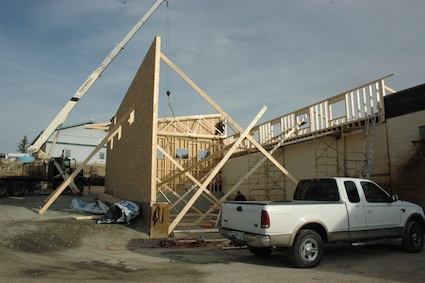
[228,74,396,189]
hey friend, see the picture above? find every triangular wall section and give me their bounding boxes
[105,36,160,223]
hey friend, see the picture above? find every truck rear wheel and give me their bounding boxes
[0,180,9,197]
[402,221,424,253]
[10,180,27,197]
[27,182,37,194]
[288,229,324,268]
[247,246,273,256]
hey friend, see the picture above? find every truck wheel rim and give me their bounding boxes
[301,238,318,262]
[412,227,421,246]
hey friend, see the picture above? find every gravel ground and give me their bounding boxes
[1,191,425,283]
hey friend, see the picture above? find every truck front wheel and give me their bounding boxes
[402,221,424,253]
[289,229,324,268]
[10,180,27,197]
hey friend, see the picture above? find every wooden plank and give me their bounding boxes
[157,143,232,187]
[74,215,103,220]
[196,120,303,223]
[97,193,121,204]
[246,135,299,184]
[150,38,161,203]
[157,146,221,205]
[159,113,222,121]
[162,52,298,185]
[168,106,267,234]
[157,178,204,215]
[84,122,111,131]
[173,229,219,234]
[161,53,242,136]
[39,106,135,214]
[157,131,219,139]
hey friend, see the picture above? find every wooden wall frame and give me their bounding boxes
[40,36,298,238]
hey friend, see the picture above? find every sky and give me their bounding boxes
[1,0,424,154]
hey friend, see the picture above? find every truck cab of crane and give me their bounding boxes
[51,156,86,193]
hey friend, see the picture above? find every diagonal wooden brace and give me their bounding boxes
[39,107,135,214]
[168,106,267,234]
[196,119,306,223]
[161,53,298,185]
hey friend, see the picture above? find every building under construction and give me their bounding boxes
[100,36,425,237]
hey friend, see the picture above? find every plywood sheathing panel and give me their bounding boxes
[105,36,160,221]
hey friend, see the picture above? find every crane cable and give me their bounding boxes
[164,1,176,120]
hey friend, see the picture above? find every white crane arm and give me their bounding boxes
[28,0,166,156]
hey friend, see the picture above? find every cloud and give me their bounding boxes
[1,0,424,153]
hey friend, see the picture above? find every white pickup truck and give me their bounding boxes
[219,177,425,268]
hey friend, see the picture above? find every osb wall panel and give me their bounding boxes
[106,36,160,204]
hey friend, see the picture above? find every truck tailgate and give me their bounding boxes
[221,201,270,235]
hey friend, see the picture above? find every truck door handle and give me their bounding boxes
[237,206,242,211]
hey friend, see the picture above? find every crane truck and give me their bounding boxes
[0,156,85,197]
[0,0,167,198]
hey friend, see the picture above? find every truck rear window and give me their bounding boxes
[294,179,339,201]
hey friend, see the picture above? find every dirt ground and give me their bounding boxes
[1,189,425,283]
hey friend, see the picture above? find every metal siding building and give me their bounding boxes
[46,121,107,164]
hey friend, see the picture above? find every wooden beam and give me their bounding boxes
[84,122,111,131]
[156,178,204,215]
[168,106,267,234]
[196,120,304,223]
[161,53,298,185]
[157,146,221,205]
[246,135,298,184]
[157,143,232,187]
[97,193,121,204]
[159,113,222,121]
[157,131,221,139]
[39,106,135,214]
[161,53,242,135]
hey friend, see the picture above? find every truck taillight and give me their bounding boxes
[261,210,270,228]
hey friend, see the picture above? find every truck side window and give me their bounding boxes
[361,181,391,203]
[294,179,339,201]
[344,181,360,203]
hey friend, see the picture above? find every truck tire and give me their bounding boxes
[27,182,37,194]
[288,229,324,268]
[247,246,273,256]
[0,180,9,197]
[10,180,27,197]
[402,221,424,253]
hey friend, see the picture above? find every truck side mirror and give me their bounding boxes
[391,194,399,202]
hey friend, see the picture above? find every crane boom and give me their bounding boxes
[28,0,166,157]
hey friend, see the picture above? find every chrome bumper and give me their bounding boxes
[219,227,271,247]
